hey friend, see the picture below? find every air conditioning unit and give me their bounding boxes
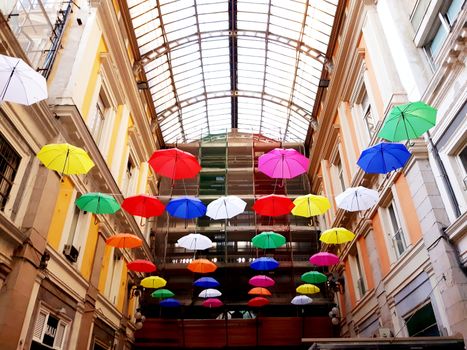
[63,244,79,263]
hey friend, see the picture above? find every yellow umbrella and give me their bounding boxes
[320,227,355,244]
[140,276,167,289]
[291,194,330,217]
[296,284,320,295]
[37,143,94,175]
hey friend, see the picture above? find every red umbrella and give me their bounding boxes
[248,297,270,307]
[202,298,223,308]
[127,260,156,273]
[122,194,165,217]
[148,148,201,180]
[253,194,294,216]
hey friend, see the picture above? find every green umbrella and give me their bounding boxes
[151,288,175,299]
[75,192,120,214]
[252,231,286,249]
[301,271,327,284]
[378,101,436,142]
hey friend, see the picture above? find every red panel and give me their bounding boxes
[258,317,302,346]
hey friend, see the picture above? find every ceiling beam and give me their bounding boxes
[229,0,238,129]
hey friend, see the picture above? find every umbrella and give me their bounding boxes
[301,271,327,284]
[140,276,167,289]
[251,231,286,249]
[206,195,247,219]
[320,227,355,244]
[291,194,330,217]
[166,196,207,219]
[335,186,379,212]
[249,275,275,287]
[296,284,320,295]
[121,194,165,217]
[199,288,222,298]
[160,298,181,307]
[202,298,223,308]
[193,277,220,288]
[75,192,120,214]
[148,148,201,180]
[106,234,142,248]
[250,257,279,271]
[258,148,309,179]
[357,142,411,174]
[309,252,340,266]
[177,233,213,251]
[378,102,437,142]
[151,289,174,299]
[0,54,47,105]
[253,194,294,217]
[248,297,269,307]
[37,143,94,176]
[188,259,217,273]
[127,260,156,273]
[248,287,272,296]
[291,295,313,305]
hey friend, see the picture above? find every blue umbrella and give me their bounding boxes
[193,277,220,288]
[166,196,206,219]
[250,257,279,271]
[160,298,182,308]
[357,142,411,174]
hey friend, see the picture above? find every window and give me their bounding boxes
[387,201,408,258]
[405,302,440,337]
[0,134,20,210]
[458,145,467,190]
[361,91,376,138]
[122,158,137,196]
[31,309,68,350]
[88,93,106,144]
[349,245,366,299]
[332,156,346,194]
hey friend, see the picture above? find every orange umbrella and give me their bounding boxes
[248,287,272,296]
[106,233,142,248]
[187,259,217,273]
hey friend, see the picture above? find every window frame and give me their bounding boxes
[0,133,21,211]
[349,243,367,300]
[31,305,70,350]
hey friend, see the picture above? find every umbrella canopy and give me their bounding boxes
[357,142,411,174]
[309,252,340,266]
[291,295,313,305]
[202,298,223,308]
[188,259,217,273]
[177,233,213,251]
[122,194,165,217]
[250,257,279,271]
[140,276,167,289]
[378,102,437,142]
[251,231,286,249]
[106,234,142,248]
[0,54,47,105]
[198,288,222,298]
[166,196,207,219]
[75,192,120,214]
[301,271,327,284]
[253,194,294,217]
[248,287,272,296]
[37,143,94,175]
[248,297,270,307]
[127,260,156,273]
[291,194,330,217]
[160,298,181,307]
[320,227,355,244]
[151,289,174,299]
[296,284,320,295]
[193,277,220,288]
[148,148,201,180]
[206,195,247,219]
[335,186,379,212]
[258,148,309,179]
[249,275,275,287]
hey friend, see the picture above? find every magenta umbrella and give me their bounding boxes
[249,275,275,288]
[309,252,339,266]
[258,148,309,179]
[202,298,223,308]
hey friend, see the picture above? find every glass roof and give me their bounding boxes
[128,0,338,143]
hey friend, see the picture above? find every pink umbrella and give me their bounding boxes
[249,275,275,288]
[258,148,309,179]
[202,298,223,308]
[309,252,339,266]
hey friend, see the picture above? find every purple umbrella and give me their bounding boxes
[249,275,275,288]
[258,148,309,179]
[309,252,339,266]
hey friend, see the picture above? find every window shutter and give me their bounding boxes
[54,321,67,349]
[33,310,47,341]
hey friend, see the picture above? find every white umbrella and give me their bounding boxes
[291,295,313,305]
[0,54,48,105]
[177,233,212,251]
[198,288,222,298]
[335,186,379,212]
[206,195,247,220]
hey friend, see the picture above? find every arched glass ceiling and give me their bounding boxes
[127,0,338,143]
